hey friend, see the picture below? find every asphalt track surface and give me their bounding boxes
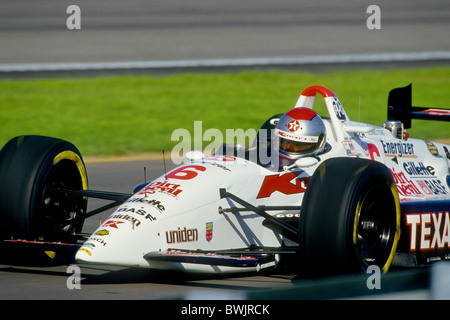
[0,1,449,301]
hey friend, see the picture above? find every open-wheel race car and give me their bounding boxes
[0,84,449,277]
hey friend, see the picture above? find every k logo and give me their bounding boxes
[257,172,310,198]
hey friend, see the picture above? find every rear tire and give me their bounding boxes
[299,158,400,277]
[0,136,88,263]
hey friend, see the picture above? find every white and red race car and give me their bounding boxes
[0,84,449,277]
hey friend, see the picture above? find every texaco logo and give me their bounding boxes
[287,120,301,132]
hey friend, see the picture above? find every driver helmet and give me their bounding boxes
[274,108,327,160]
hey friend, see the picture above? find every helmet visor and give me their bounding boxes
[278,137,318,155]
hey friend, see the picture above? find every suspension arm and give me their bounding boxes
[219,188,298,236]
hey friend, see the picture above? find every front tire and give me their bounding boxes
[0,136,88,250]
[299,158,400,276]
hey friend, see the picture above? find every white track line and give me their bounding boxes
[1,51,449,73]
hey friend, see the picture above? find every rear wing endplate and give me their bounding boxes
[388,83,450,129]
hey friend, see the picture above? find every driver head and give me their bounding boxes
[274,108,327,161]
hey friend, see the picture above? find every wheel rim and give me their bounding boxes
[354,183,398,271]
[40,160,86,241]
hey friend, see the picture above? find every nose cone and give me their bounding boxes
[75,247,94,261]
[75,215,153,267]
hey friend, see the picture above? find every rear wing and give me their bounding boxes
[387,83,450,129]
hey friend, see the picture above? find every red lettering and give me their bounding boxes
[406,211,450,251]
[166,165,206,180]
[257,173,310,199]
[390,168,422,196]
[366,143,381,160]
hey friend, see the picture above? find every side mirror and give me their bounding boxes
[283,157,319,171]
[294,157,319,168]
[185,150,206,161]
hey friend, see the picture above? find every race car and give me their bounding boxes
[0,84,449,277]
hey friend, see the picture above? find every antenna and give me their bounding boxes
[162,149,168,180]
[358,96,361,122]
[144,166,148,197]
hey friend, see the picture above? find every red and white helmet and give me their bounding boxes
[274,108,327,160]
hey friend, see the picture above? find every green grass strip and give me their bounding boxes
[0,67,448,156]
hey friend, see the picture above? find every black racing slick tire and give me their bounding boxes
[299,157,400,276]
[0,136,88,246]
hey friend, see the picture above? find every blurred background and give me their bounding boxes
[0,0,449,300]
[1,0,448,67]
